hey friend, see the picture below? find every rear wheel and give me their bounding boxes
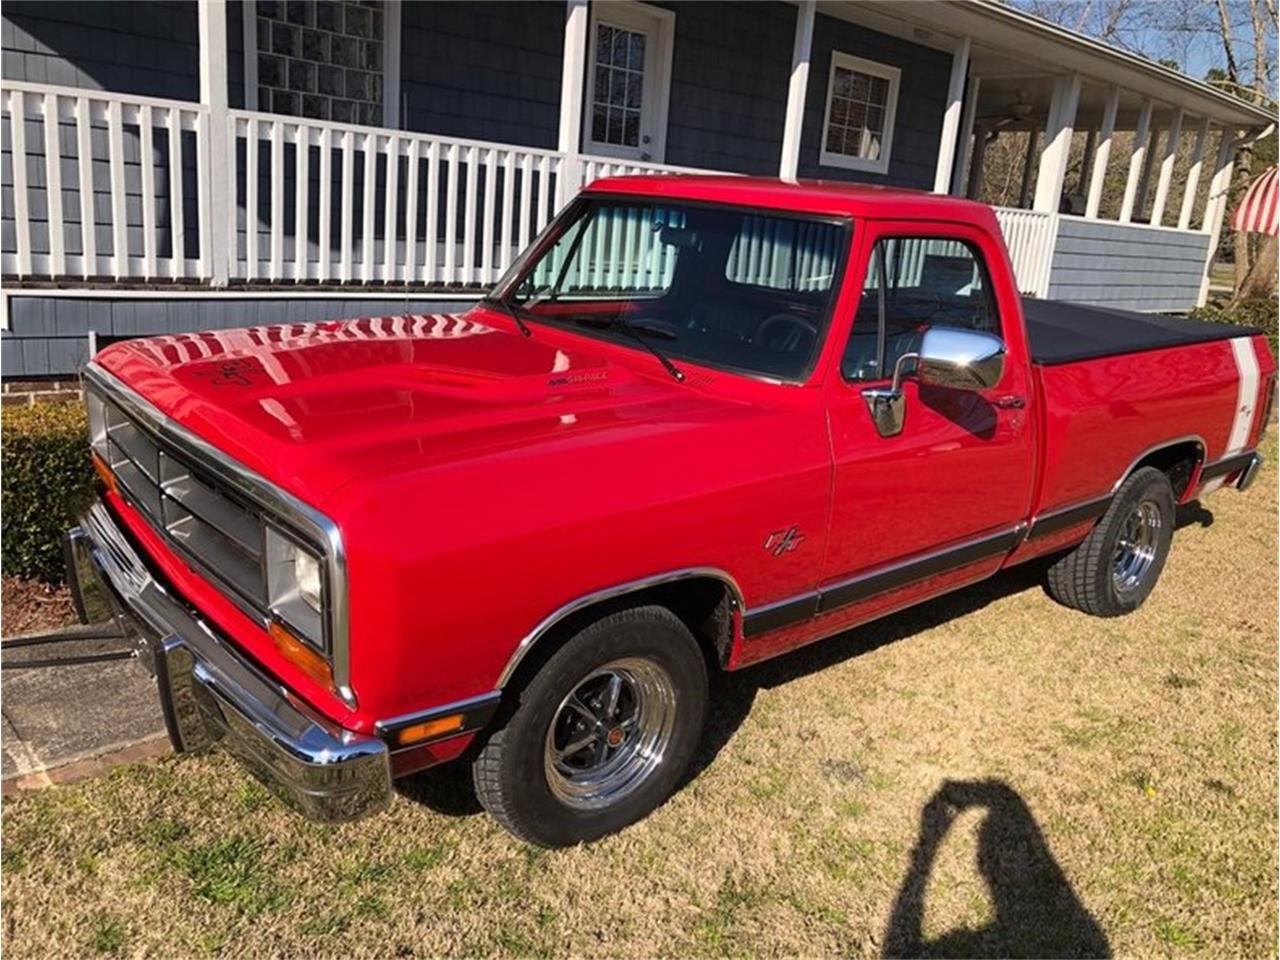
[473,605,708,846]
[1045,466,1175,617]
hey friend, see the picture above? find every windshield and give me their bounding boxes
[491,196,850,381]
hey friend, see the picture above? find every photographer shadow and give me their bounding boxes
[883,779,1109,959]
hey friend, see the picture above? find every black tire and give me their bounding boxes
[1045,466,1175,617]
[473,605,708,847]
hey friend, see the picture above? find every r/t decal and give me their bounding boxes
[764,526,805,557]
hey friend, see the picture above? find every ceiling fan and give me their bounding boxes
[978,90,1034,129]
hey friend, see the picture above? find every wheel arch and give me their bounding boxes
[496,568,744,691]
[1117,435,1206,502]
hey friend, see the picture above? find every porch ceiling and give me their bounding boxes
[820,0,1274,131]
[975,77,1179,132]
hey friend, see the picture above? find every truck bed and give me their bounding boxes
[1023,298,1263,366]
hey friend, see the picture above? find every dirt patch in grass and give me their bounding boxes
[1,576,76,637]
[2,437,1276,958]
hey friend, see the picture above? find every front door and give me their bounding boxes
[816,221,1037,632]
[585,2,673,162]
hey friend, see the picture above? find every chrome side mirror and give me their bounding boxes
[915,326,1006,392]
[861,326,1006,438]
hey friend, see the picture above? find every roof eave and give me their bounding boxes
[961,0,1275,128]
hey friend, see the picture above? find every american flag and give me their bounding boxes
[1231,165,1278,236]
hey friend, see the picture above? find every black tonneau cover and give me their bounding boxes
[1023,298,1262,366]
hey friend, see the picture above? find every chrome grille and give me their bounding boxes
[92,389,269,615]
[83,363,352,706]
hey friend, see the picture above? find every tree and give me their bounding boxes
[1210,0,1278,299]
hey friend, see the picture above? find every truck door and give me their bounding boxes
[817,220,1037,630]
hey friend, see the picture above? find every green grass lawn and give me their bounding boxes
[3,434,1276,958]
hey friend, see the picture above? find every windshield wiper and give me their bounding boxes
[481,295,533,337]
[570,314,686,383]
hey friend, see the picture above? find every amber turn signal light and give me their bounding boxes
[91,451,118,494]
[268,619,335,692]
[395,714,465,747]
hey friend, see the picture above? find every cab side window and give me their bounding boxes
[843,238,998,381]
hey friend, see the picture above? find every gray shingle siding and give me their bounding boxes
[1,1,200,101]
[655,1,793,175]
[1046,218,1211,312]
[399,1,564,148]
[797,14,950,189]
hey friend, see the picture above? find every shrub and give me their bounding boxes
[1189,299,1279,355]
[2,402,95,583]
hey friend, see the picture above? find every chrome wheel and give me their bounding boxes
[543,657,677,811]
[1112,500,1162,595]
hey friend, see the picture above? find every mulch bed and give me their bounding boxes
[2,576,77,637]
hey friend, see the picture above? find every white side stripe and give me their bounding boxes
[1226,336,1261,455]
[1204,336,1261,494]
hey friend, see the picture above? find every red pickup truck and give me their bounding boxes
[68,177,1273,846]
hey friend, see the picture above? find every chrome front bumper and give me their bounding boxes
[65,501,391,822]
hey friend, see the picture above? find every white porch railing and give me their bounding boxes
[229,113,570,286]
[0,80,1201,309]
[578,155,718,182]
[1,81,726,289]
[992,207,1057,298]
[226,117,732,288]
[2,81,211,281]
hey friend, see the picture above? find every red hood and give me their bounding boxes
[94,309,745,508]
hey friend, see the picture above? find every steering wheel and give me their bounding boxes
[755,312,818,353]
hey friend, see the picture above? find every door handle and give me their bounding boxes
[992,395,1026,409]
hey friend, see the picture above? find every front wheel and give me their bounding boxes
[473,605,708,846]
[1045,466,1175,617]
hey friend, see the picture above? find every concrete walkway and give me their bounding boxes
[1,628,169,792]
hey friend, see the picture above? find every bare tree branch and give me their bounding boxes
[1099,0,1133,42]
[1216,0,1242,84]
[1074,0,1095,32]
[1249,0,1269,101]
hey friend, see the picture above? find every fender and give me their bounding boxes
[496,567,746,688]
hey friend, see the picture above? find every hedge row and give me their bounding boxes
[2,402,96,584]
[1189,299,1279,355]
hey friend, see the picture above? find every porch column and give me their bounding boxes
[1032,73,1080,214]
[1150,107,1184,226]
[1177,117,1210,230]
[1198,129,1239,305]
[1018,130,1038,208]
[1085,86,1120,219]
[1119,98,1153,222]
[557,0,589,205]
[1079,128,1097,193]
[933,36,971,194]
[198,0,231,287]
[1133,124,1161,218]
[951,75,981,195]
[966,124,989,199]
[779,0,816,180]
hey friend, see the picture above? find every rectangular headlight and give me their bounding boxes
[265,526,326,651]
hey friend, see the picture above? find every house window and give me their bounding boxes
[253,0,386,124]
[819,52,900,175]
[592,23,646,149]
